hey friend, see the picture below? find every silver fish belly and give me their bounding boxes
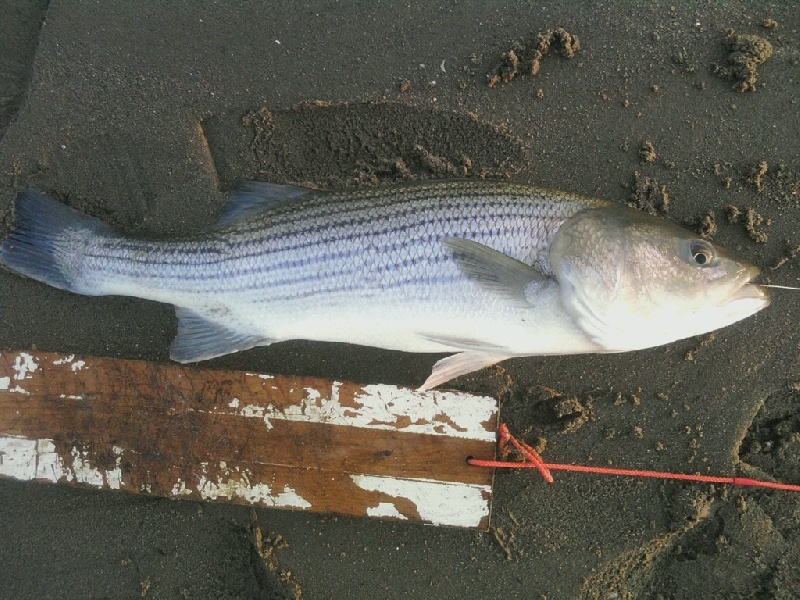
[0,180,768,389]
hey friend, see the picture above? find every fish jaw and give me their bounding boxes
[605,278,770,352]
[704,273,770,332]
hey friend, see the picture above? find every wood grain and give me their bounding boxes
[0,350,498,528]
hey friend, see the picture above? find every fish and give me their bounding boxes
[0,180,770,390]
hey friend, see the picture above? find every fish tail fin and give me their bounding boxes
[1,189,113,294]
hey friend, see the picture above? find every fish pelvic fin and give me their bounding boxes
[418,351,512,392]
[0,189,112,294]
[170,307,272,363]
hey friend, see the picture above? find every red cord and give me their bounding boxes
[468,424,800,493]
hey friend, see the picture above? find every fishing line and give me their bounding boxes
[762,284,800,290]
[467,423,800,493]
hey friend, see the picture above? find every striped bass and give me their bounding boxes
[0,180,769,390]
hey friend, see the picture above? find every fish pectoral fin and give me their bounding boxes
[418,351,512,392]
[215,182,316,227]
[443,238,548,307]
[170,307,271,363]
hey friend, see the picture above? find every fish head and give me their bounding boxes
[548,205,770,351]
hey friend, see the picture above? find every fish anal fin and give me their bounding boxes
[418,351,512,392]
[215,181,315,226]
[170,307,271,363]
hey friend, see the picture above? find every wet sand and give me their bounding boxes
[1,1,798,598]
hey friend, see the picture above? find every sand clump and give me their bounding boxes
[713,29,773,92]
[628,171,670,215]
[487,27,580,87]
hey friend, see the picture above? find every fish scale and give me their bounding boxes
[75,181,599,300]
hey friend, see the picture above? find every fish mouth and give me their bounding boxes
[724,265,771,309]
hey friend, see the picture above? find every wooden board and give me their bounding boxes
[0,350,497,528]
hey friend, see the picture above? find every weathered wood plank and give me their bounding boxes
[0,350,497,528]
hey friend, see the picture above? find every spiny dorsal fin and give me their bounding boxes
[215,182,315,226]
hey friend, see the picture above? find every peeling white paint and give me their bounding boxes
[66,444,123,489]
[366,502,408,520]
[69,446,104,487]
[351,474,491,528]
[3,352,39,394]
[107,448,124,489]
[171,479,193,497]
[228,397,240,408]
[357,384,496,441]
[52,355,76,365]
[59,394,84,400]
[0,435,63,482]
[0,434,124,490]
[70,360,86,372]
[229,482,312,508]
[304,386,323,403]
[245,373,274,380]
[224,383,496,441]
[195,462,311,508]
[3,384,30,395]
[13,352,38,380]
[237,403,274,430]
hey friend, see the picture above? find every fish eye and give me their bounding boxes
[689,240,715,266]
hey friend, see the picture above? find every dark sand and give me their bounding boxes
[1,1,798,598]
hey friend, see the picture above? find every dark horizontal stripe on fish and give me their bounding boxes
[222,198,556,251]
[220,254,460,296]
[88,226,529,294]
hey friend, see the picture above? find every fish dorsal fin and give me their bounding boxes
[170,307,272,363]
[215,182,315,226]
[443,238,548,307]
